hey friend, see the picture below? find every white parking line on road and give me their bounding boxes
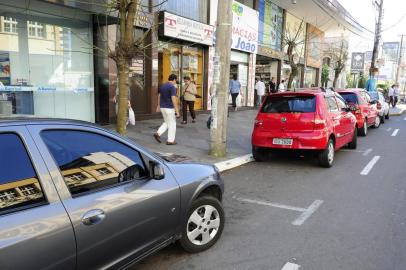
[281,262,301,270]
[233,196,306,212]
[341,149,365,153]
[292,200,324,226]
[360,156,381,176]
[363,148,373,156]
[391,129,399,136]
[387,127,392,131]
[234,196,323,226]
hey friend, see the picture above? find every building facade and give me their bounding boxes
[0,0,361,124]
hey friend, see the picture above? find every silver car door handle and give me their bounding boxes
[82,209,106,226]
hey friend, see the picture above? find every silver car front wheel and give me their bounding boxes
[180,196,224,253]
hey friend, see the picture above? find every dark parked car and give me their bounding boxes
[0,118,224,270]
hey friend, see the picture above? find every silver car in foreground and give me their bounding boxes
[0,119,224,270]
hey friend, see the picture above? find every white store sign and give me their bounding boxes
[163,12,214,46]
[231,1,259,54]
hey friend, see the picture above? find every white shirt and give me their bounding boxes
[394,87,400,96]
[388,87,394,97]
[278,82,286,91]
[255,81,266,96]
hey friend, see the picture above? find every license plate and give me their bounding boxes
[273,138,293,145]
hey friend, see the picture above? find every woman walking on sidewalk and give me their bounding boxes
[154,74,180,145]
[181,76,197,124]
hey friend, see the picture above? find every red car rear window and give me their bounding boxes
[339,93,358,104]
[261,96,316,113]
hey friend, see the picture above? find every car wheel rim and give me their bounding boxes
[328,142,334,164]
[187,205,220,246]
[375,116,380,127]
[364,121,367,134]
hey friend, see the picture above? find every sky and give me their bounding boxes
[338,0,406,53]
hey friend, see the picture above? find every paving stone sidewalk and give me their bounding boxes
[389,104,406,116]
[117,109,258,164]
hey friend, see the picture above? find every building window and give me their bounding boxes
[20,185,37,196]
[67,173,87,182]
[28,21,46,38]
[97,168,112,175]
[2,16,17,33]
[0,190,16,202]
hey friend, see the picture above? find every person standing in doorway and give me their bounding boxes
[181,76,197,124]
[154,74,180,145]
[279,79,286,92]
[229,74,241,111]
[255,77,266,107]
[269,77,277,93]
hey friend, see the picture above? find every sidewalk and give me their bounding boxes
[121,109,258,169]
[389,104,406,116]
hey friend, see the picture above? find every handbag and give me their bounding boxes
[181,84,191,101]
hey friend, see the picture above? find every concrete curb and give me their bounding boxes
[389,110,405,116]
[214,154,254,172]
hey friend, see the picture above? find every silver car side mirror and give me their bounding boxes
[150,161,165,180]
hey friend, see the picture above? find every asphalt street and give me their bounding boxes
[134,115,406,270]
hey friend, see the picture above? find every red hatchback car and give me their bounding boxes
[252,90,357,167]
[336,89,380,136]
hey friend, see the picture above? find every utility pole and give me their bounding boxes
[209,0,233,157]
[370,0,384,75]
[395,34,404,84]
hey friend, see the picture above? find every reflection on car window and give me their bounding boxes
[41,130,147,196]
[335,96,347,109]
[326,97,339,111]
[0,133,46,213]
[261,96,316,113]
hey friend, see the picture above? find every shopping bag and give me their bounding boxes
[128,107,136,126]
[236,94,242,107]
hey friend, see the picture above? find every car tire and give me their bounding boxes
[252,146,266,162]
[357,119,368,136]
[179,196,225,253]
[318,138,335,168]
[380,115,385,124]
[348,128,357,149]
[373,115,380,128]
[385,111,390,120]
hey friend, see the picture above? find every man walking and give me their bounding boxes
[389,84,395,107]
[393,83,400,107]
[154,74,180,145]
[269,77,277,93]
[229,74,241,111]
[255,77,266,107]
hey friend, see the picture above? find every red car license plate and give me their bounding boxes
[273,138,293,145]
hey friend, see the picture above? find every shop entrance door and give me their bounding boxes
[159,45,204,110]
[230,63,248,107]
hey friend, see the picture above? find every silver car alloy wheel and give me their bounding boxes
[364,121,367,134]
[327,141,334,165]
[187,205,220,246]
[375,116,380,127]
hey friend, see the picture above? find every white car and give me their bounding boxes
[369,91,390,123]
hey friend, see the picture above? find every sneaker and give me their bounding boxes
[153,133,161,143]
[192,119,196,123]
[166,141,177,145]
[181,121,187,124]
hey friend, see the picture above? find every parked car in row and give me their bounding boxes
[0,119,224,270]
[369,90,390,123]
[337,88,380,136]
[252,89,358,168]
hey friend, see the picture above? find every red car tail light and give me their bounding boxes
[376,101,382,110]
[254,119,263,128]
[313,118,326,129]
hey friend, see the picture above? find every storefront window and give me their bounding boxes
[0,10,94,122]
[158,0,208,23]
[304,67,317,88]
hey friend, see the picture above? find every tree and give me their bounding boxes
[282,19,306,89]
[323,37,348,88]
[321,64,330,87]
